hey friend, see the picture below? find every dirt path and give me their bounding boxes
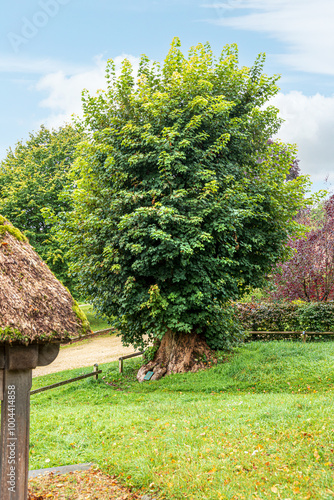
[33,334,140,377]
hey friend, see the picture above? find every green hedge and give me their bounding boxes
[236,301,334,332]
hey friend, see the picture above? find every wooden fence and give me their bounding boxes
[31,364,102,395]
[119,352,144,373]
[31,350,144,395]
[68,328,114,344]
[247,331,334,342]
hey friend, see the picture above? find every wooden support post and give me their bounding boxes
[0,347,4,401]
[0,343,60,500]
[0,371,3,401]
[94,364,99,380]
[118,352,143,374]
[0,369,32,500]
[301,331,307,343]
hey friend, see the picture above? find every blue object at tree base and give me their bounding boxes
[144,371,154,381]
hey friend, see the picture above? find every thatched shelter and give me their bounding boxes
[0,215,90,344]
[0,215,91,500]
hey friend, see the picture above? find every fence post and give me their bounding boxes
[119,358,123,374]
[94,364,99,380]
[301,331,307,343]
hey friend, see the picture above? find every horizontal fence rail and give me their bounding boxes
[247,331,334,342]
[68,328,115,344]
[31,364,101,395]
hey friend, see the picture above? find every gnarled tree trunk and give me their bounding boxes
[137,330,216,382]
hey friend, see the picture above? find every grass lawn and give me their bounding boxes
[30,341,334,499]
[79,304,111,332]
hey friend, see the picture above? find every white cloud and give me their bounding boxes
[270,91,334,183]
[35,54,141,129]
[204,0,334,75]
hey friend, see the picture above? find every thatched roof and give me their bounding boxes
[0,215,91,344]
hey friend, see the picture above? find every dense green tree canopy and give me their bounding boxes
[64,39,311,349]
[0,124,82,290]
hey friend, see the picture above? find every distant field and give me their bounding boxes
[30,341,334,499]
[79,304,111,332]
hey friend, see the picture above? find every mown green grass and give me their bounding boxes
[79,304,110,332]
[30,342,334,499]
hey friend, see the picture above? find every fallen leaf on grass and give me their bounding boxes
[207,467,216,474]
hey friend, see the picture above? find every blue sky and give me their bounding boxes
[1,0,333,191]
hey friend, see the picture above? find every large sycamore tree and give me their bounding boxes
[65,39,311,379]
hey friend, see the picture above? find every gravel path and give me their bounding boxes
[32,333,140,377]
